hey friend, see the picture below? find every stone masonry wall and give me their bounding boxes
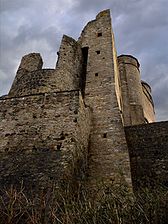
[125,121,168,191]
[0,91,91,191]
[78,10,132,186]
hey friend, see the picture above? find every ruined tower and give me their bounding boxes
[78,10,132,185]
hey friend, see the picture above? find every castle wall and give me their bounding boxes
[0,91,91,191]
[9,36,83,98]
[125,121,168,191]
[141,81,155,122]
[118,55,145,126]
[78,10,132,186]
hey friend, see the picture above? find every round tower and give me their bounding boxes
[117,55,145,126]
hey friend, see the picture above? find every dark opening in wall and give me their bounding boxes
[96,50,100,54]
[73,118,77,123]
[95,73,98,77]
[97,32,102,37]
[57,143,62,150]
[103,133,107,138]
[81,47,89,98]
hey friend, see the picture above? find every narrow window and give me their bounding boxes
[96,50,100,54]
[97,32,102,37]
[103,133,107,138]
[95,73,98,77]
[57,143,62,150]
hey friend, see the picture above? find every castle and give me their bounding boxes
[0,10,167,193]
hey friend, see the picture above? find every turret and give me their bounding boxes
[117,55,145,126]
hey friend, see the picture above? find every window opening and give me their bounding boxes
[97,32,102,37]
[103,133,107,138]
[81,47,89,98]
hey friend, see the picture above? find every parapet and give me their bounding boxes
[118,55,140,70]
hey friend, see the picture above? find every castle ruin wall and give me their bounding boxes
[0,91,91,191]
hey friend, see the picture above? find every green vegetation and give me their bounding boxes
[0,183,167,224]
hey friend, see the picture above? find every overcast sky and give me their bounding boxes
[0,0,168,121]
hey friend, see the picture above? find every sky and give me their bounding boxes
[0,0,168,121]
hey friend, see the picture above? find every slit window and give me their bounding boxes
[103,133,107,138]
[95,73,98,77]
[97,32,102,37]
[96,50,100,55]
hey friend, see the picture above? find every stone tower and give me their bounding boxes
[118,55,155,126]
[78,10,132,185]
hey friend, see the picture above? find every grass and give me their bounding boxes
[0,182,167,224]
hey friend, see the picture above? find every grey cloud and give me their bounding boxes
[0,0,34,12]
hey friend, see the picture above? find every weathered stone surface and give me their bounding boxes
[117,55,155,126]
[118,55,145,126]
[125,121,168,190]
[78,9,132,186]
[0,91,91,191]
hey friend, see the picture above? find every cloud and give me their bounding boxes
[0,0,168,121]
